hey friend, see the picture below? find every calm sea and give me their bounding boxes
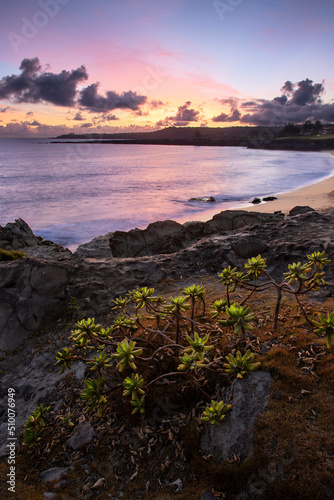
[1,138,333,250]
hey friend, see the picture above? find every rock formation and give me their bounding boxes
[1,209,334,352]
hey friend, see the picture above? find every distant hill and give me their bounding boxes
[54,126,334,151]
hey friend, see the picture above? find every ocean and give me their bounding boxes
[1,138,333,250]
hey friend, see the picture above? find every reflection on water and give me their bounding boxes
[0,139,333,249]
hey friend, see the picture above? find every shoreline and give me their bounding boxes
[245,150,334,215]
[176,151,334,226]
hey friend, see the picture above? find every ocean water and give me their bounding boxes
[0,138,333,250]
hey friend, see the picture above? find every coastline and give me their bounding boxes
[245,151,334,215]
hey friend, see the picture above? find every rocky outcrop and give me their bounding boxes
[0,259,69,351]
[0,218,40,250]
[202,210,282,235]
[288,205,315,216]
[109,211,284,258]
[109,220,185,258]
[74,234,113,259]
[0,218,71,260]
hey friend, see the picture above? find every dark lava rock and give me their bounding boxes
[40,467,69,483]
[0,259,69,351]
[67,421,95,450]
[288,205,316,216]
[231,236,267,258]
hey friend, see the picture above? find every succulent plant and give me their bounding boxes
[283,261,309,284]
[81,377,107,416]
[165,296,191,343]
[313,312,334,348]
[87,352,113,372]
[111,296,131,312]
[55,347,75,374]
[177,352,206,371]
[132,287,157,310]
[130,396,145,415]
[183,284,207,319]
[210,298,228,319]
[70,318,102,346]
[306,251,331,270]
[224,350,261,378]
[112,339,143,372]
[201,400,232,424]
[245,254,267,279]
[122,373,145,400]
[219,303,254,337]
[184,332,214,361]
[23,404,51,447]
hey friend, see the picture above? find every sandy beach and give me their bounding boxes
[246,151,334,214]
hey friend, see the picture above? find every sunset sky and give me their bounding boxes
[0,0,334,137]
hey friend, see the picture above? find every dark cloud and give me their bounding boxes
[215,79,332,126]
[80,123,93,128]
[281,80,294,94]
[92,113,120,124]
[212,108,241,122]
[0,105,18,113]
[288,78,324,106]
[0,59,148,115]
[30,120,41,126]
[26,111,34,116]
[157,101,201,127]
[212,98,241,122]
[172,101,200,123]
[0,120,156,138]
[216,97,240,108]
[134,109,149,117]
[102,113,119,121]
[273,95,288,105]
[150,99,165,109]
[73,112,84,121]
[0,57,88,107]
[78,83,147,112]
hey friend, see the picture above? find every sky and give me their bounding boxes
[0,0,334,137]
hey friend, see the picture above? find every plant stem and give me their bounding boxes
[273,287,282,330]
[295,294,314,329]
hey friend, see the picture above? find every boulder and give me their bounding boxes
[74,234,113,259]
[231,236,267,258]
[40,467,69,483]
[0,218,39,250]
[203,211,283,235]
[183,221,205,239]
[109,220,185,257]
[189,196,216,202]
[288,206,315,216]
[0,218,71,260]
[200,372,272,462]
[67,421,95,450]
